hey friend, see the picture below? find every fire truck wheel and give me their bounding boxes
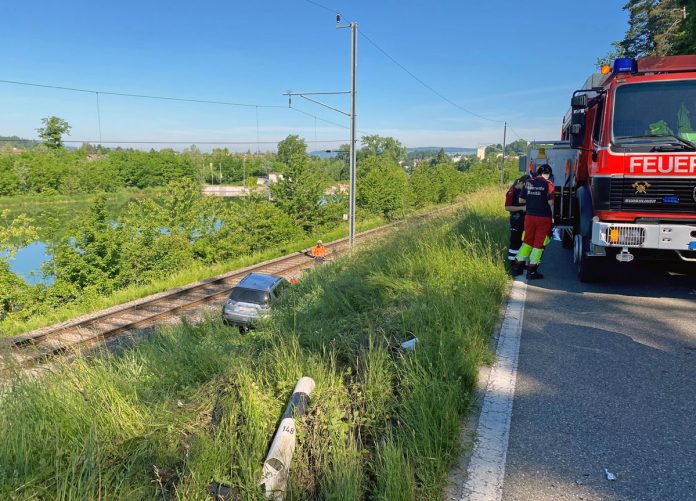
[574,234,599,282]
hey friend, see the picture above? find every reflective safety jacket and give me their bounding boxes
[311,245,327,257]
[520,177,554,217]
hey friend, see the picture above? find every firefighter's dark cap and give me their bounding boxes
[515,174,530,184]
[537,164,553,175]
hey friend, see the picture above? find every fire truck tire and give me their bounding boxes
[574,234,599,282]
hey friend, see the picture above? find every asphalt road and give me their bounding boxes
[502,242,696,501]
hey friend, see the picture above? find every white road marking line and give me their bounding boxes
[461,277,528,501]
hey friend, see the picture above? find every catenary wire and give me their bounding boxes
[358,31,505,124]
[0,138,348,145]
[299,0,530,139]
[0,78,359,143]
[0,79,285,108]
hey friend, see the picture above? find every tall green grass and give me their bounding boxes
[0,188,509,499]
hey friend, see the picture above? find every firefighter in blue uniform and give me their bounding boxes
[504,175,529,264]
[512,165,555,279]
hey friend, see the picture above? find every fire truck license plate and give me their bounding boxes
[690,242,696,251]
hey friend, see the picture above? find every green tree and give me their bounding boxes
[430,148,449,166]
[0,211,39,319]
[358,135,407,163]
[36,116,71,149]
[217,201,302,257]
[272,135,326,233]
[674,1,696,53]
[357,155,412,219]
[48,196,125,300]
[276,135,308,168]
[599,0,689,64]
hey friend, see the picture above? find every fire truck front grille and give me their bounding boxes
[604,225,646,247]
[609,177,696,213]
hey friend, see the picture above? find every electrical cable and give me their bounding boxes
[302,0,340,15]
[0,77,359,145]
[0,79,285,108]
[299,0,532,138]
[358,31,504,124]
[0,138,348,145]
[289,106,348,130]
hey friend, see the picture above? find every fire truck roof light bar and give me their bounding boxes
[613,57,638,74]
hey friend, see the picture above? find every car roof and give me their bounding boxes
[236,273,284,292]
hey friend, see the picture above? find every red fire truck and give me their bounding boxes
[540,55,696,281]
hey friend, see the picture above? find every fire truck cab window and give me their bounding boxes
[613,80,696,143]
[592,99,605,144]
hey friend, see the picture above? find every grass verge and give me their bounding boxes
[0,187,509,499]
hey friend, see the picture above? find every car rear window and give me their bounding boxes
[229,288,269,305]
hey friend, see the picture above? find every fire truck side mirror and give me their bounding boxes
[569,110,586,149]
[571,94,588,109]
[569,93,588,149]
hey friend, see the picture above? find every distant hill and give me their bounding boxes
[407,147,476,154]
[310,146,477,158]
[0,135,39,149]
[309,150,341,159]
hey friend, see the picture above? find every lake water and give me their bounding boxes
[7,241,53,285]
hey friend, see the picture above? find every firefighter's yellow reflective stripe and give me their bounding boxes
[518,243,532,261]
[530,248,544,265]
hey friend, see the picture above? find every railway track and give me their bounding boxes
[2,207,456,368]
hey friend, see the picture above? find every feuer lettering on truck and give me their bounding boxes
[628,156,696,174]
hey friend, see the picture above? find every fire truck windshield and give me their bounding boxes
[613,80,696,146]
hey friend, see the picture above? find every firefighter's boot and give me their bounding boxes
[510,260,525,277]
[526,264,544,280]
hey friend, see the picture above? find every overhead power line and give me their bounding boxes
[357,32,505,124]
[290,106,348,130]
[299,0,529,139]
[0,138,348,145]
[0,77,354,145]
[0,79,285,108]
[302,0,340,15]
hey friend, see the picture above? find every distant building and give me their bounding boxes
[267,172,284,185]
[325,183,349,195]
[476,146,486,160]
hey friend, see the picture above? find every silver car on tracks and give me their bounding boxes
[222,273,289,332]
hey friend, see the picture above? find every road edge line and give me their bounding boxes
[460,277,527,501]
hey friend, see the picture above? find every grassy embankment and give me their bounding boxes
[0,188,509,499]
[0,202,443,338]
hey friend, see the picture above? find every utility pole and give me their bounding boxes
[283,15,358,248]
[346,21,358,248]
[500,121,507,186]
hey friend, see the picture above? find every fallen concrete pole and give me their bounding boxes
[259,376,315,500]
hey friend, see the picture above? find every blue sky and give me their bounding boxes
[0,0,628,151]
